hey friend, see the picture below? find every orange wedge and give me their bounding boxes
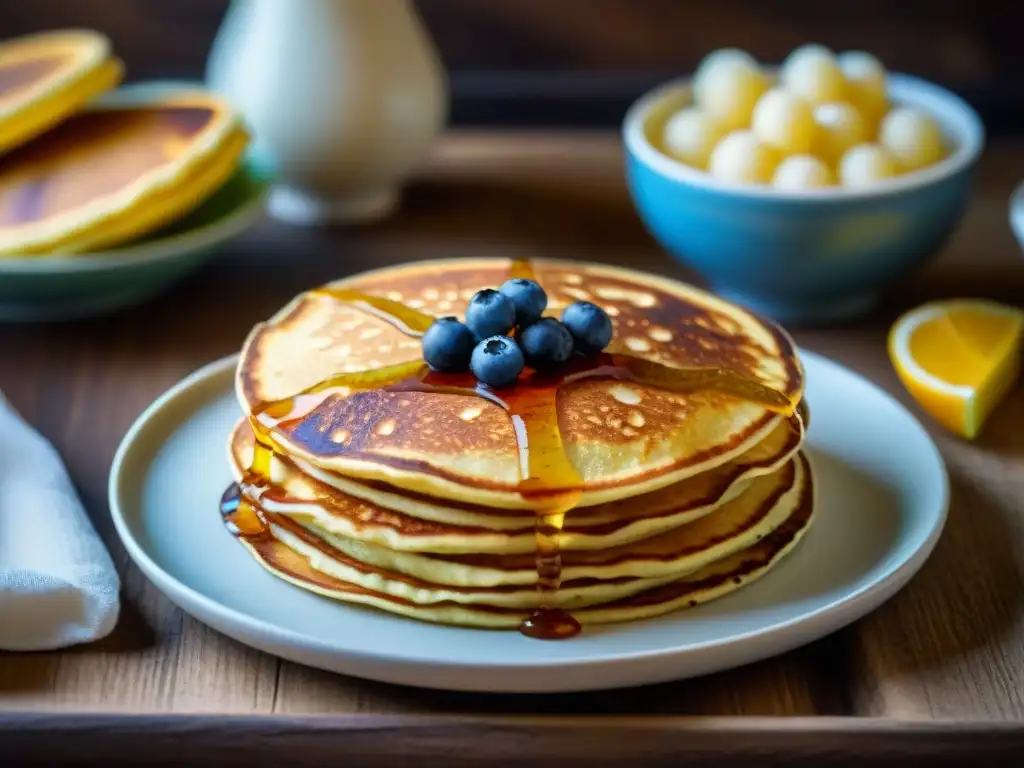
[888,299,1024,439]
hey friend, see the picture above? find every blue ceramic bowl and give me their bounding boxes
[623,73,984,324]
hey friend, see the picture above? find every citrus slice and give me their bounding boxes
[888,299,1024,439]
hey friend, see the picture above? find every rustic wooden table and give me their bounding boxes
[1,132,1023,766]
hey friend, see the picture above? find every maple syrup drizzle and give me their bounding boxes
[222,259,797,641]
[489,372,583,640]
[567,352,794,413]
[222,290,441,543]
[310,287,434,336]
[502,259,583,639]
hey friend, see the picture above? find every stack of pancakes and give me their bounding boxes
[0,30,248,256]
[228,259,814,632]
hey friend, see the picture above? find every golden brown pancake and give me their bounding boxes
[249,455,805,592]
[229,414,804,553]
[236,258,804,508]
[235,453,815,627]
[0,30,123,153]
[0,91,248,255]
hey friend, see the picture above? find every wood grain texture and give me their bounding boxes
[3,715,1024,767]
[0,133,1022,754]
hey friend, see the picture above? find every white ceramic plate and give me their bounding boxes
[109,350,948,693]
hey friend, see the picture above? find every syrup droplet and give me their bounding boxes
[220,481,271,540]
[520,607,582,640]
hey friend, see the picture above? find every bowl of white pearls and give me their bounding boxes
[623,44,984,324]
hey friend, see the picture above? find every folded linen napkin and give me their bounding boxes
[0,394,119,650]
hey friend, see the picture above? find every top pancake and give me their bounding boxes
[237,258,804,508]
[0,30,124,153]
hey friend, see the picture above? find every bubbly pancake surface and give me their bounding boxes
[237,258,804,508]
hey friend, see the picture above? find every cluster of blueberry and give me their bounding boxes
[421,278,613,387]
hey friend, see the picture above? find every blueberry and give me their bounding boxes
[465,289,516,340]
[470,336,524,387]
[499,278,548,327]
[561,301,613,354]
[421,317,475,372]
[519,318,574,370]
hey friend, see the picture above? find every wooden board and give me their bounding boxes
[2,715,1024,767]
[0,132,1022,763]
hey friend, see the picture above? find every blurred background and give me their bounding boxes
[3,0,1022,133]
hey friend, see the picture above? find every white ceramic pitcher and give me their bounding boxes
[206,0,448,225]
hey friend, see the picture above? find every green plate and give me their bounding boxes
[0,82,270,322]
[0,157,268,322]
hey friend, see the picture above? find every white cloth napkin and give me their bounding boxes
[0,394,120,650]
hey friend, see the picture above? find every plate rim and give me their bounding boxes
[108,350,949,684]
